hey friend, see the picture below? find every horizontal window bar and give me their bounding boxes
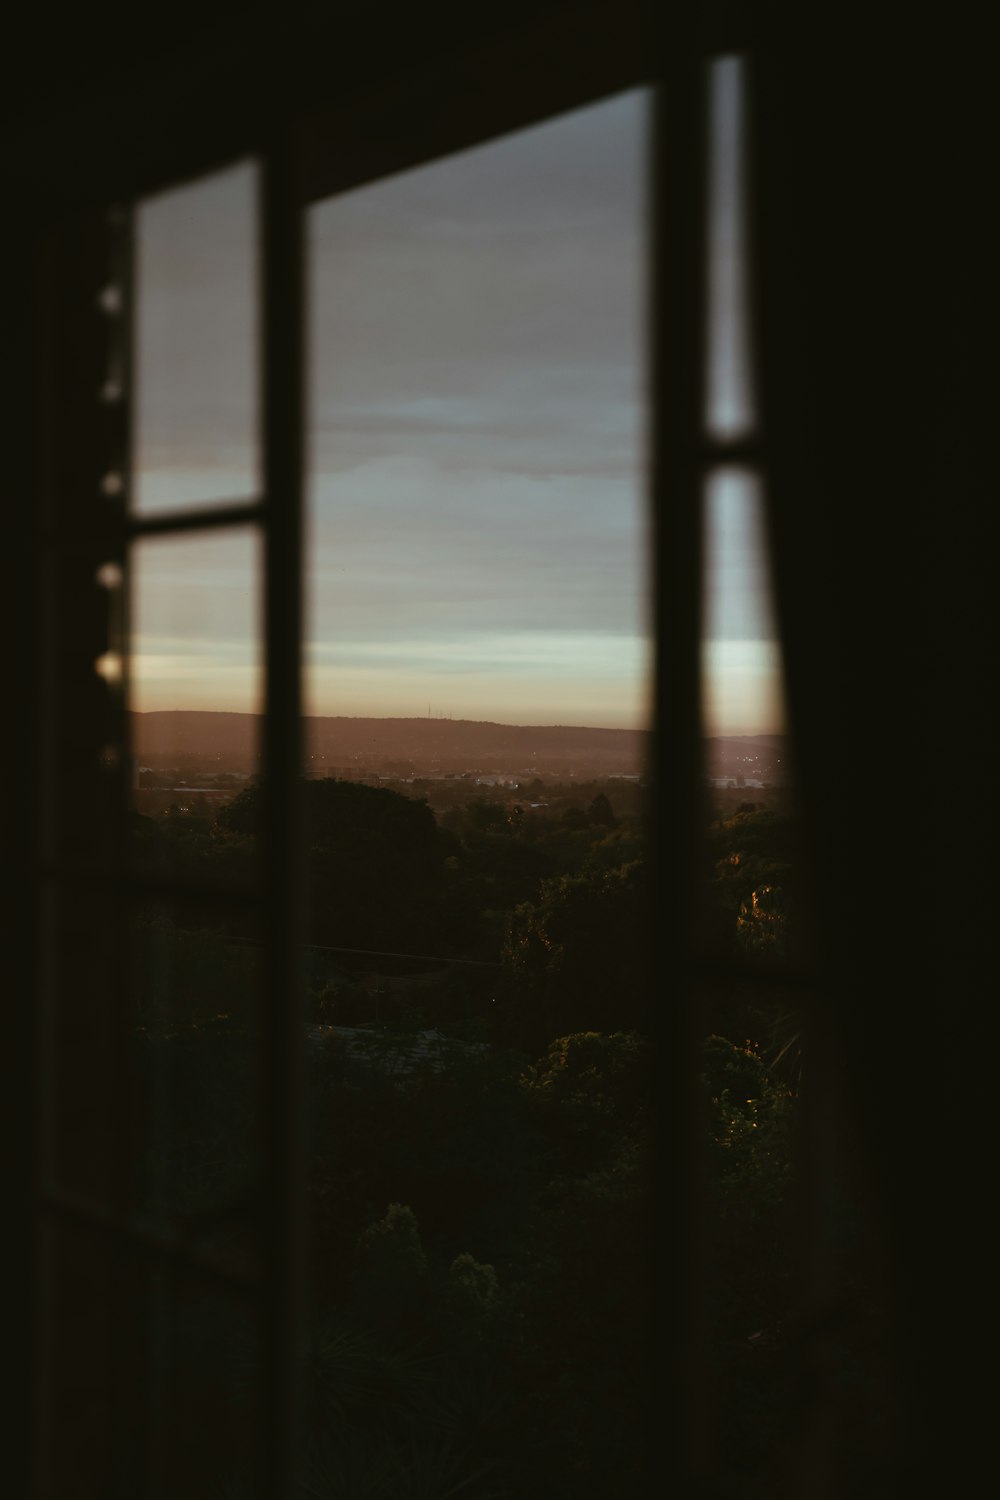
[38,499,265,554]
[127,498,264,538]
[696,435,765,465]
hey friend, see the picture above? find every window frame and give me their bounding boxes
[8,8,804,1493]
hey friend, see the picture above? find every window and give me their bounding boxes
[20,26,766,1498]
[14,6,984,1493]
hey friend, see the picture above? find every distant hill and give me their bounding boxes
[131,711,649,776]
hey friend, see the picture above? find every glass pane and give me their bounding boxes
[698,469,807,1486]
[699,466,797,964]
[133,161,260,514]
[128,527,262,877]
[37,1218,266,1499]
[705,56,755,438]
[302,91,653,1500]
[38,877,264,1260]
[306,91,651,734]
[129,897,264,1256]
[701,468,786,753]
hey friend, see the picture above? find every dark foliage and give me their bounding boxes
[118,776,900,1492]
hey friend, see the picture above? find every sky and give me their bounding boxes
[130,67,784,736]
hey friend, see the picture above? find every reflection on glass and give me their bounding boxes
[133,161,260,514]
[128,528,262,857]
[706,56,755,438]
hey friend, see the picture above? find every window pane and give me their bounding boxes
[699,465,802,965]
[129,898,264,1252]
[698,463,800,1110]
[705,56,755,438]
[698,469,808,1483]
[38,879,264,1253]
[128,527,263,875]
[300,91,653,1500]
[306,90,651,733]
[701,467,786,749]
[133,161,260,514]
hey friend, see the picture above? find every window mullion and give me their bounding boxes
[259,131,308,1500]
[648,44,714,1485]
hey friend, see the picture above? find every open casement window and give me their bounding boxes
[9,9,887,1497]
[29,153,308,1497]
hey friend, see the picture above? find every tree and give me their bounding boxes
[736,882,788,958]
[221,778,453,952]
[503,860,649,1043]
[587,792,617,829]
[465,798,508,834]
[214,781,263,837]
[704,805,797,966]
[698,1036,797,1477]
[520,1030,651,1170]
[446,1253,500,1341]
[357,1202,428,1284]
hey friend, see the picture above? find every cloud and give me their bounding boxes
[128,83,779,735]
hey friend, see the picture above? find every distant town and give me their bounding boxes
[129,710,791,820]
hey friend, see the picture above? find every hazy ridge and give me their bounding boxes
[132,712,790,783]
[132,710,649,772]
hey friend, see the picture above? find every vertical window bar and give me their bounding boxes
[739,50,842,1494]
[4,190,44,1500]
[31,202,139,1498]
[259,133,307,1500]
[104,197,147,1500]
[708,44,836,1488]
[648,27,712,1486]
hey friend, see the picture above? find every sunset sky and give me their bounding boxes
[130,70,784,736]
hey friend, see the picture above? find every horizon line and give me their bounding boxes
[130,708,785,738]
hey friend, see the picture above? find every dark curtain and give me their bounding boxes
[755,9,995,1487]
